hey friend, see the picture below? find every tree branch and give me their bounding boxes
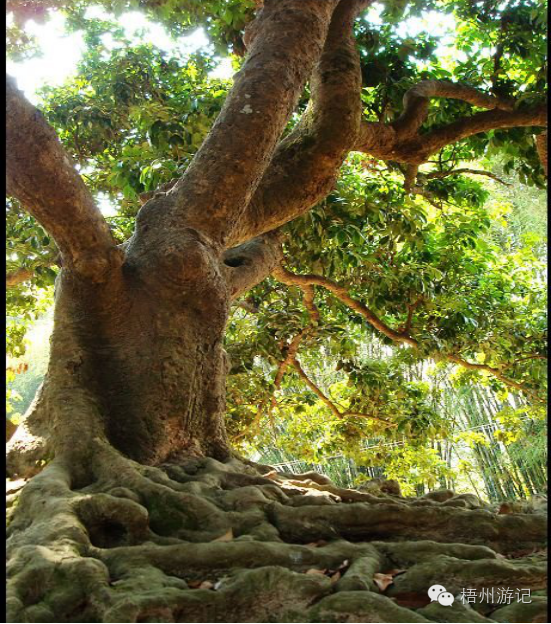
[291,358,395,426]
[6,268,34,288]
[165,0,339,246]
[355,87,547,168]
[403,164,419,192]
[443,354,543,400]
[248,266,394,428]
[274,265,545,401]
[231,299,259,314]
[414,105,548,161]
[535,132,547,177]
[269,284,319,413]
[400,297,424,334]
[6,75,120,281]
[233,281,319,441]
[229,0,370,246]
[272,266,415,345]
[291,357,343,418]
[391,80,513,138]
[422,168,512,186]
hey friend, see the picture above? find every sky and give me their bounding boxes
[7,3,457,103]
[6,9,219,103]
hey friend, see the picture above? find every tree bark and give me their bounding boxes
[7,246,233,480]
[6,76,121,282]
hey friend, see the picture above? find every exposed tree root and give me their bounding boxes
[6,441,548,623]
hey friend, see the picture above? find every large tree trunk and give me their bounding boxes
[7,230,233,480]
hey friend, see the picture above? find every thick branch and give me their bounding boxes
[274,266,544,401]
[229,0,369,246]
[6,75,119,281]
[416,105,548,161]
[167,0,339,246]
[403,164,419,192]
[356,101,547,166]
[392,80,513,138]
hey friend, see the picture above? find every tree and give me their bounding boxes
[6,0,548,622]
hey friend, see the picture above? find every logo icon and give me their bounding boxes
[428,584,455,607]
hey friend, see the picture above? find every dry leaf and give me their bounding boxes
[330,571,341,584]
[198,581,214,590]
[187,580,202,589]
[373,573,394,592]
[262,470,278,480]
[212,529,233,542]
[305,568,327,575]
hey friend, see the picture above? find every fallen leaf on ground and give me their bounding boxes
[373,573,394,592]
[198,581,214,590]
[187,581,202,588]
[330,571,341,584]
[305,568,327,575]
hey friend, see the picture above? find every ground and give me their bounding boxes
[6,442,548,623]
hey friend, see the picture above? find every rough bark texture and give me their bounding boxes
[6,0,344,476]
[6,76,122,282]
[169,0,339,246]
[7,249,233,479]
[356,105,548,166]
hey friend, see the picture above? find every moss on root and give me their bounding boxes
[6,442,548,623]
